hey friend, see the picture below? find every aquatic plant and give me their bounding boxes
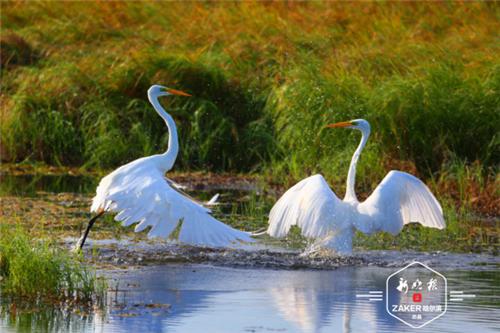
[0,226,106,305]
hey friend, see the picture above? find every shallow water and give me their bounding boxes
[0,173,97,196]
[1,264,499,333]
[0,172,255,198]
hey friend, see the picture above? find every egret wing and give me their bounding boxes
[92,167,252,247]
[358,170,445,234]
[164,177,212,210]
[165,178,187,191]
[267,174,345,239]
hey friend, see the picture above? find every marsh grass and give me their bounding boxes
[0,225,107,308]
[223,191,272,231]
[1,2,497,175]
[0,32,40,69]
[1,53,275,171]
[268,63,499,183]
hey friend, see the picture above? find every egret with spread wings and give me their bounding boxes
[267,119,445,254]
[76,85,252,250]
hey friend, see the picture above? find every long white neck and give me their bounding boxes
[147,91,179,169]
[344,127,370,202]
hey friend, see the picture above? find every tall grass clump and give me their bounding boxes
[267,64,382,189]
[0,226,106,305]
[0,32,40,69]
[1,53,275,171]
[371,65,499,173]
[267,62,498,192]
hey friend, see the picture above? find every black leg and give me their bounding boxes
[76,211,104,250]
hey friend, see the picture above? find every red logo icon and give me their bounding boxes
[413,293,422,303]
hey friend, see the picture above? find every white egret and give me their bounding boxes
[267,119,445,254]
[76,85,252,250]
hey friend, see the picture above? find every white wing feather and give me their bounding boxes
[91,159,252,247]
[267,174,346,239]
[357,170,445,235]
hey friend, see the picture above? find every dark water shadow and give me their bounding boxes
[0,174,97,197]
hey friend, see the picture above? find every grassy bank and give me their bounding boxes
[0,3,498,219]
[0,225,106,308]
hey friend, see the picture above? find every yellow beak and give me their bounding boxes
[325,121,352,128]
[165,88,192,97]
